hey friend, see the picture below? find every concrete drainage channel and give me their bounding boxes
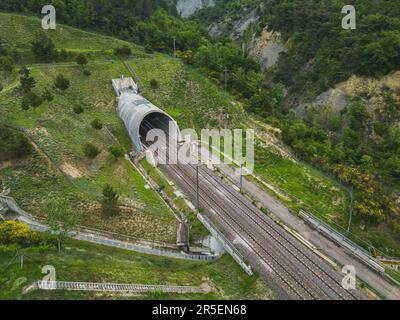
[34,280,210,294]
[1,195,219,262]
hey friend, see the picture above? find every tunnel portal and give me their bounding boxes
[113,77,180,153]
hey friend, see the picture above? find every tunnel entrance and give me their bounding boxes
[139,112,179,150]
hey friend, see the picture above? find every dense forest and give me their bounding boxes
[0,0,399,222]
[195,0,400,221]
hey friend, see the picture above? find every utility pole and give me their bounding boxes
[224,67,228,91]
[239,163,244,192]
[196,163,200,211]
[346,185,354,235]
[176,122,179,165]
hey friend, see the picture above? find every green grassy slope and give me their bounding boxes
[0,240,274,300]
[0,13,276,299]
[0,13,146,61]
[0,14,177,242]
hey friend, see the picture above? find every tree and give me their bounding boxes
[113,45,132,56]
[0,82,3,92]
[54,74,70,91]
[31,32,57,61]
[0,56,13,72]
[150,79,159,89]
[19,67,36,93]
[247,86,284,116]
[108,145,124,158]
[83,143,100,159]
[45,192,79,253]
[91,118,103,130]
[73,105,84,114]
[76,54,88,66]
[41,88,54,102]
[102,184,120,216]
[384,155,400,178]
[144,44,154,54]
[21,91,43,109]
[0,125,32,161]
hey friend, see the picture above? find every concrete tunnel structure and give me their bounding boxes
[112,76,189,248]
[112,77,180,153]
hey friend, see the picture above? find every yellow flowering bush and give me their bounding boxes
[0,221,41,247]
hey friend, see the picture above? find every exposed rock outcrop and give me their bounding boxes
[249,27,286,70]
[209,9,259,40]
[298,71,400,114]
[177,0,215,18]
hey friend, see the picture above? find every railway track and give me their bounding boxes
[196,165,362,300]
[140,120,363,300]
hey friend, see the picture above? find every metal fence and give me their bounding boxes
[299,210,385,274]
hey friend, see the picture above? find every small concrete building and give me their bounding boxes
[177,219,189,251]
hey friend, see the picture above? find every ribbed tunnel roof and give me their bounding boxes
[117,91,179,152]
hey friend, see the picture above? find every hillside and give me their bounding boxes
[0,12,352,242]
[0,237,274,300]
[191,0,400,245]
[0,14,178,242]
[0,12,279,299]
[2,9,399,257]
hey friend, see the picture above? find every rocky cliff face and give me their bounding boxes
[176,0,215,18]
[297,71,400,115]
[204,7,285,70]
[208,8,259,40]
[249,27,286,70]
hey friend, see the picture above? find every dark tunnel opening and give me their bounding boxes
[139,112,179,149]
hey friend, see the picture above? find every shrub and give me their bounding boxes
[83,69,91,76]
[76,54,88,66]
[21,99,30,110]
[91,118,103,130]
[0,221,41,247]
[0,56,13,72]
[19,67,36,93]
[144,44,154,54]
[73,105,84,114]
[102,184,120,216]
[41,88,54,102]
[0,82,3,92]
[113,45,132,56]
[83,143,100,159]
[31,32,57,61]
[108,145,124,158]
[150,79,159,89]
[21,91,43,109]
[54,74,70,91]
[28,91,43,108]
[0,125,33,161]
